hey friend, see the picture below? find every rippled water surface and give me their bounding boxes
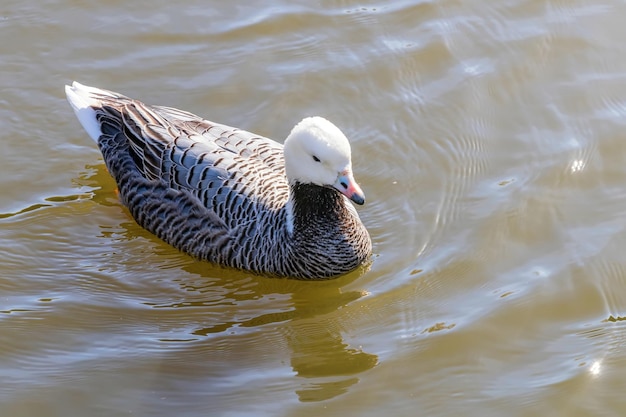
[3,0,626,416]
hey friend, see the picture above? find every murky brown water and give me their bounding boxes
[3,0,626,416]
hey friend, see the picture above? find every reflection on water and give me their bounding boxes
[0,202,54,219]
[588,360,601,377]
[289,323,377,402]
[154,252,378,401]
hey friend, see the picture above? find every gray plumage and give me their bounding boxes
[65,82,371,279]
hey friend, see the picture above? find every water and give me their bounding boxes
[3,0,626,415]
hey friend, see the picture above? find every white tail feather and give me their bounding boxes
[65,81,103,143]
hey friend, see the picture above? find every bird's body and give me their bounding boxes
[65,82,371,279]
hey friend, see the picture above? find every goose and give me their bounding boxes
[65,82,371,279]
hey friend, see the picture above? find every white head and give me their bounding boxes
[283,117,365,205]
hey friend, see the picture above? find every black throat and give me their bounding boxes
[290,182,346,228]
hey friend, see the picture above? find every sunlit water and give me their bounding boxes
[3,0,626,416]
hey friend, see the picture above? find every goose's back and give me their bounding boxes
[111,99,290,229]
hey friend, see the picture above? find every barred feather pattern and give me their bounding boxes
[76,88,371,279]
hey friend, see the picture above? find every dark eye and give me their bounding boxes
[312,155,321,162]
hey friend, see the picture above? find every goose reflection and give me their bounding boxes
[181,263,378,402]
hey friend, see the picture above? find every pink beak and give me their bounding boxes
[333,170,365,205]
